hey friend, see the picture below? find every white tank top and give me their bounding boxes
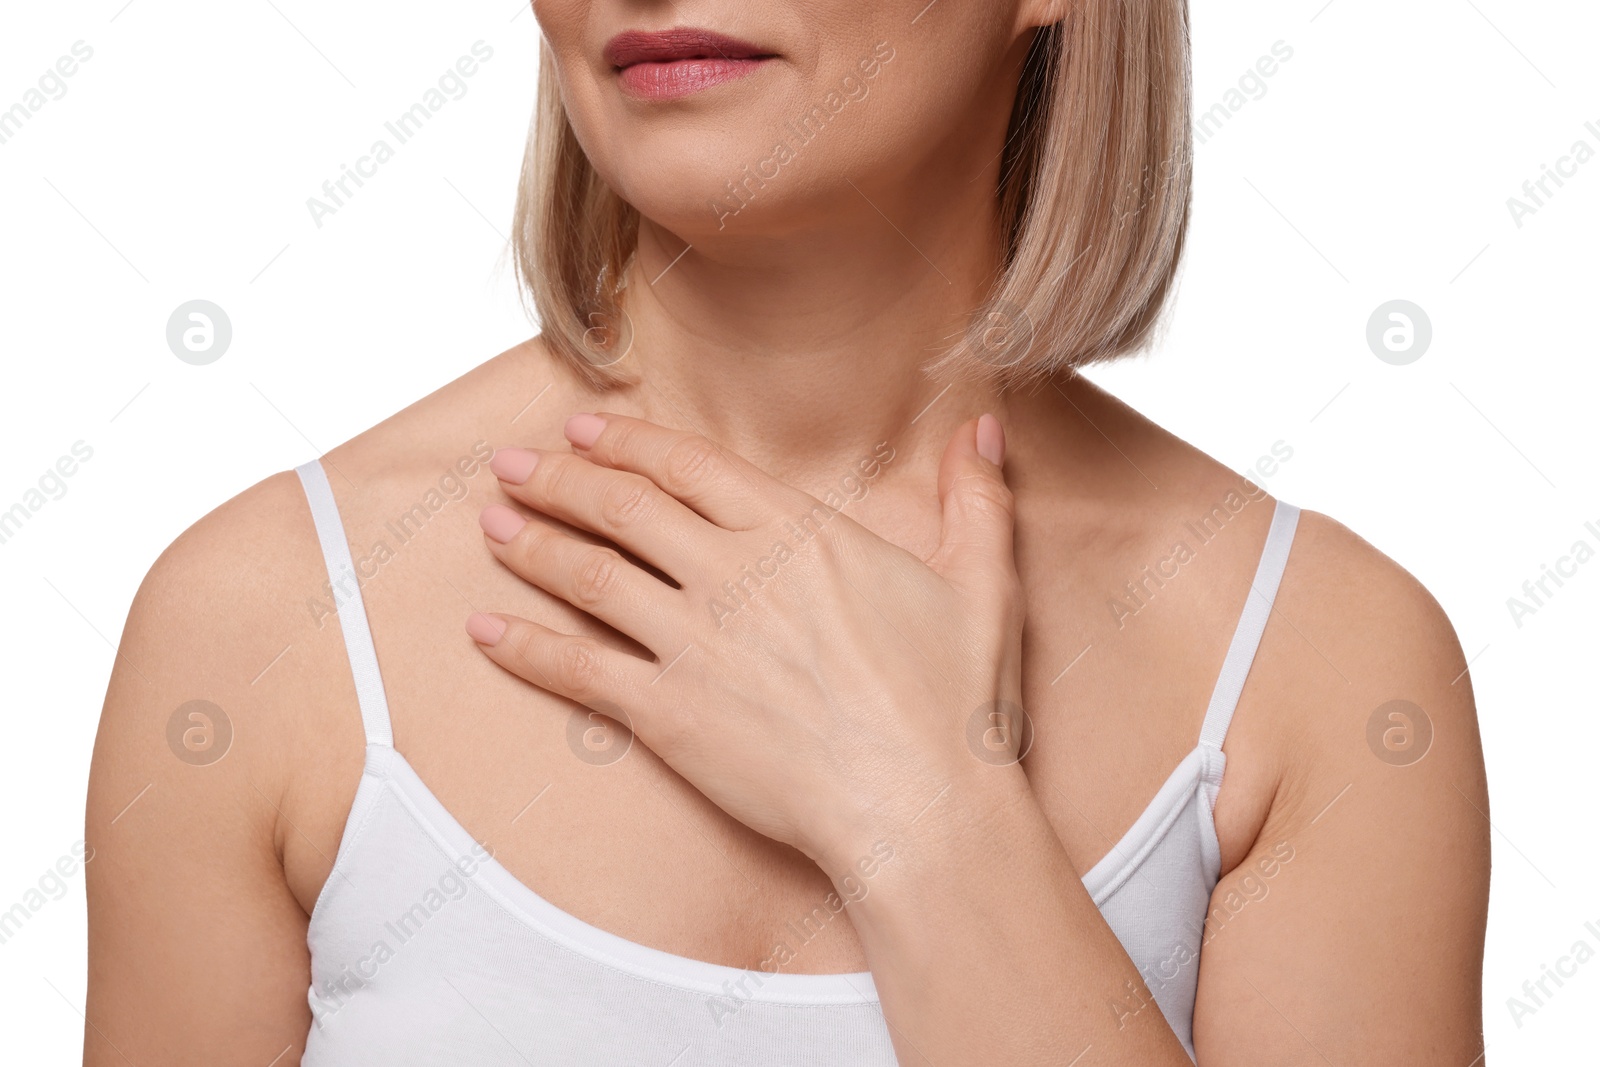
[293,459,1300,1065]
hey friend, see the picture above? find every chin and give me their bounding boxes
[578,94,856,242]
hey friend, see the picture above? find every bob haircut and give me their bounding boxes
[512,2,1192,389]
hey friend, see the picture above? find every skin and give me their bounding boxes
[85,1,1490,1064]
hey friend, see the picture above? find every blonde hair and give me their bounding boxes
[512,3,1192,389]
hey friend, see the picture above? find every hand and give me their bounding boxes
[466,412,1026,876]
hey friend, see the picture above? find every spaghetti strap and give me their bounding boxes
[295,459,395,747]
[1197,499,1300,753]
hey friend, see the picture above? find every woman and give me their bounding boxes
[85,1,1489,1063]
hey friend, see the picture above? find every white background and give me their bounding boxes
[1,0,1595,1061]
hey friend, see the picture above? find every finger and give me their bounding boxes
[927,414,1019,603]
[489,446,712,581]
[465,610,658,719]
[563,412,789,530]
[479,505,683,655]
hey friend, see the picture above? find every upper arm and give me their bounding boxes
[1193,513,1490,1065]
[85,474,321,1064]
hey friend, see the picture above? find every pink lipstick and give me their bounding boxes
[604,28,776,100]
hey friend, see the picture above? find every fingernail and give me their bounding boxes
[976,413,1005,466]
[565,413,607,449]
[466,612,507,646]
[490,447,539,484]
[479,504,527,544]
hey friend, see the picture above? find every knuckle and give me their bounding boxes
[600,478,655,529]
[604,421,644,458]
[513,521,553,566]
[537,457,580,507]
[955,474,1016,521]
[572,548,622,608]
[506,623,541,665]
[997,573,1025,616]
[554,639,602,696]
[662,436,720,495]
[810,516,849,560]
[977,562,1025,626]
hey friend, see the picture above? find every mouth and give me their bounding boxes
[603,28,777,100]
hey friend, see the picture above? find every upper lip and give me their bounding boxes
[603,28,773,68]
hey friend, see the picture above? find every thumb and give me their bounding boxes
[928,414,1018,595]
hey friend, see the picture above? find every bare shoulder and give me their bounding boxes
[1040,374,1482,778]
[84,465,345,1059]
[1028,376,1487,878]
[116,335,572,646]
[1051,396,1499,1060]
[85,332,581,1062]
[1191,516,1490,1062]
[1212,503,1490,947]
[92,336,579,802]
[86,462,358,904]
[91,466,330,795]
[1260,507,1483,788]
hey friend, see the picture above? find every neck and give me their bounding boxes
[615,173,1011,486]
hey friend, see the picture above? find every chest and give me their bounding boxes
[280,494,1254,975]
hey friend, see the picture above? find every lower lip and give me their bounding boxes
[618,58,770,100]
